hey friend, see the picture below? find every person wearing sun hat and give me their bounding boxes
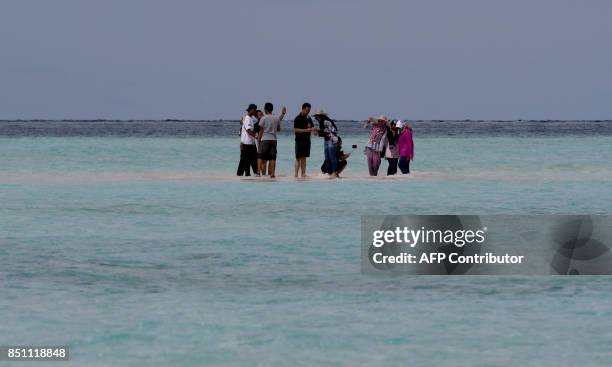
[313,109,341,178]
[364,115,388,176]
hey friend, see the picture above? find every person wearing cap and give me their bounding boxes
[293,102,315,178]
[313,109,340,178]
[237,103,259,176]
[397,121,415,174]
[364,116,388,176]
[257,102,286,178]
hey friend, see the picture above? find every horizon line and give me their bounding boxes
[2,119,612,123]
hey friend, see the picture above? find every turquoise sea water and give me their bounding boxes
[1,125,612,366]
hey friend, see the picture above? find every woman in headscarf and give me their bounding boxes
[397,120,414,174]
[382,120,400,175]
[313,110,340,178]
[364,116,388,176]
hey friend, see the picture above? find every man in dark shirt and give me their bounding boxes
[293,102,314,178]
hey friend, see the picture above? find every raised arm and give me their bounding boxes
[363,116,375,128]
[277,107,286,132]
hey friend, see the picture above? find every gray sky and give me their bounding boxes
[1,0,611,120]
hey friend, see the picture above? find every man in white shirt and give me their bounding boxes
[237,104,259,176]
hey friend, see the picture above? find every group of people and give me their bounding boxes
[236,102,285,178]
[237,102,414,179]
[364,115,415,176]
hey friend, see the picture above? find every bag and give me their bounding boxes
[321,160,331,174]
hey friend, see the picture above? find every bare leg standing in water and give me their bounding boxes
[294,103,314,178]
[268,160,276,178]
[257,102,286,178]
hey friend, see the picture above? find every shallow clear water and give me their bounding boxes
[1,121,612,366]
